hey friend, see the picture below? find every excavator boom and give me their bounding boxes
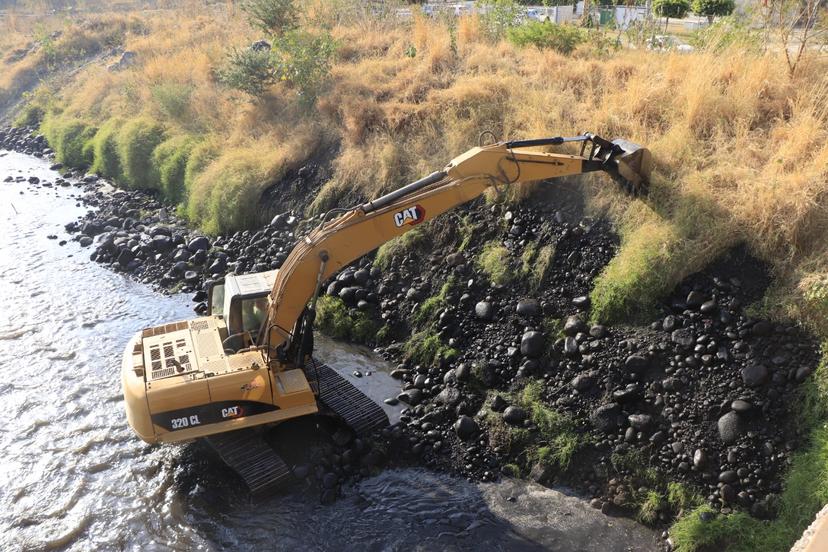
[261,134,650,360]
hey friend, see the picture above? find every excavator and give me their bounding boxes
[121,133,651,494]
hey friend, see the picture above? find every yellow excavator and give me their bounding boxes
[122,133,650,494]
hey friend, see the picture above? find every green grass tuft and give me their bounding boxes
[477,240,511,285]
[41,114,96,167]
[374,225,428,270]
[89,117,123,179]
[315,295,377,344]
[404,330,458,366]
[414,277,455,326]
[153,135,196,204]
[115,117,166,189]
[520,380,581,471]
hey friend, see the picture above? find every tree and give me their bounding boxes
[240,0,298,35]
[653,0,690,32]
[691,0,735,24]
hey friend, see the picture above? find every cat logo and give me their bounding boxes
[221,406,243,419]
[393,205,425,227]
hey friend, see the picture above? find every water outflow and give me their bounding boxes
[0,151,659,552]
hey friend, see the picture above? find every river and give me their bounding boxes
[0,151,661,552]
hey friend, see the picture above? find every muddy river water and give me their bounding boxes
[0,151,660,551]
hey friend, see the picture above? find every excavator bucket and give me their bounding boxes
[610,138,652,196]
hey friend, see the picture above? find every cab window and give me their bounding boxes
[208,283,225,316]
[228,295,269,337]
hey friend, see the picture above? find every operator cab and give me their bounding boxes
[207,270,277,353]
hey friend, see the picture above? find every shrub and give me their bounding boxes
[89,118,123,179]
[404,330,458,366]
[150,82,194,121]
[153,135,196,204]
[184,141,219,193]
[507,21,586,54]
[14,103,45,127]
[476,0,522,41]
[41,115,96,167]
[115,118,166,189]
[273,30,337,106]
[688,15,761,52]
[187,149,271,234]
[217,47,277,97]
[241,0,299,35]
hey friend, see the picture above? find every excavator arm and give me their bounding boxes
[259,134,651,362]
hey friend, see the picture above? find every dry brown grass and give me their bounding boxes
[2,7,828,332]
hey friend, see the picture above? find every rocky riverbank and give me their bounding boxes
[2,124,822,544]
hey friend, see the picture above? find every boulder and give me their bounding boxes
[502,406,528,426]
[718,411,744,444]
[591,403,622,433]
[520,331,544,358]
[454,416,478,440]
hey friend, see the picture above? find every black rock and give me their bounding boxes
[700,299,718,314]
[731,399,752,413]
[612,383,642,402]
[589,325,607,338]
[741,364,769,387]
[718,411,744,444]
[398,389,424,406]
[591,403,622,433]
[520,331,544,358]
[693,448,707,468]
[454,416,479,440]
[491,394,508,413]
[671,329,694,347]
[686,291,707,308]
[571,373,595,391]
[187,236,210,252]
[719,470,738,484]
[563,315,587,336]
[563,337,578,357]
[628,413,653,430]
[475,301,493,320]
[516,298,540,317]
[502,406,528,426]
[625,354,649,373]
[435,387,461,408]
[752,320,773,337]
[572,296,590,310]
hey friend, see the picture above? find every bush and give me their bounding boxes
[217,47,277,97]
[507,21,586,54]
[688,16,761,52]
[184,141,219,193]
[42,115,96,167]
[115,118,166,189]
[153,135,196,204]
[187,149,270,234]
[241,0,299,35]
[273,30,337,106]
[89,118,123,179]
[150,82,194,121]
[476,0,522,41]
